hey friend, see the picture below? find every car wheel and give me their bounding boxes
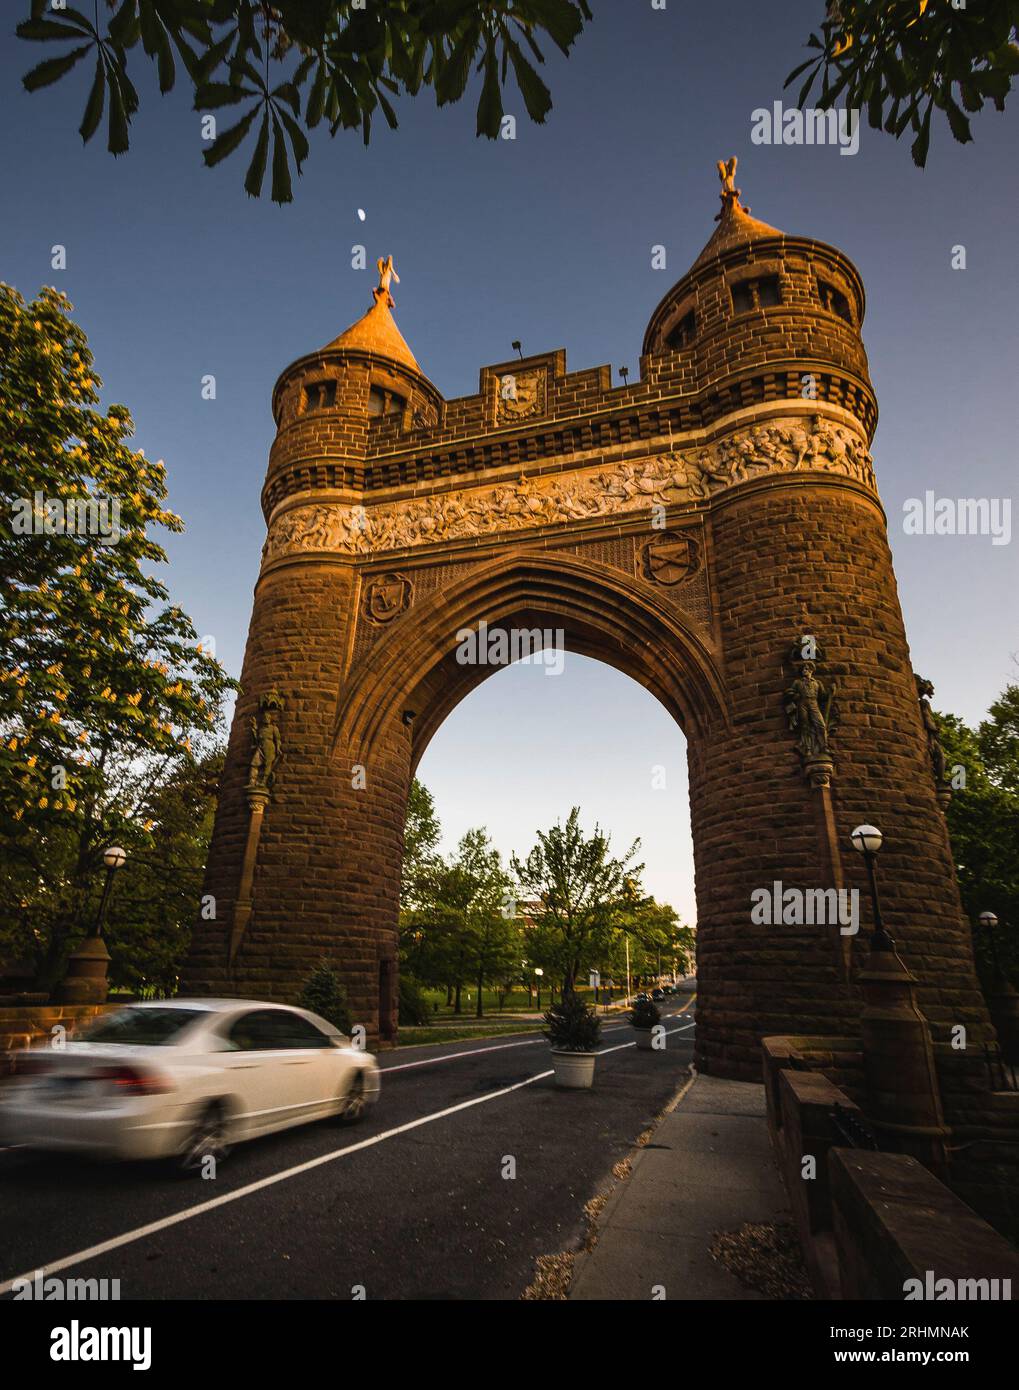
[335,1072,366,1126]
[176,1101,230,1176]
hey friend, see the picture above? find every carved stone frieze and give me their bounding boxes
[262,415,876,564]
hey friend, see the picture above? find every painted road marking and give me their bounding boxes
[385,1004,695,1074]
[0,1022,696,1292]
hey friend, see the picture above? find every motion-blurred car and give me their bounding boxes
[651,988,665,1001]
[0,999,379,1174]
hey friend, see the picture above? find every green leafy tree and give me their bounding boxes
[101,747,224,994]
[512,807,643,994]
[401,776,441,911]
[401,826,518,1015]
[788,0,1019,168]
[0,283,234,989]
[936,683,1019,987]
[15,0,592,204]
[398,972,432,1026]
[605,891,690,985]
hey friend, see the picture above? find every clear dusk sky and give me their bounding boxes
[2,3,1016,927]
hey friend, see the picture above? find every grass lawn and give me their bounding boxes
[395,1019,544,1048]
[415,984,626,1021]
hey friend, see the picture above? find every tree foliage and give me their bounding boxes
[16,0,592,204]
[400,775,440,911]
[542,989,600,1052]
[935,683,1019,987]
[0,283,234,990]
[788,0,1019,167]
[402,823,521,1015]
[298,957,352,1033]
[100,747,224,993]
[512,806,642,993]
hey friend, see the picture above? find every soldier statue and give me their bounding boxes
[785,659,836,759]
[247,707,282,791]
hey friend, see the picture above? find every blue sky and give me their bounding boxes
[2,2,1016,925]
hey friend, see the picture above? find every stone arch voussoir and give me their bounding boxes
[330,550,730,769]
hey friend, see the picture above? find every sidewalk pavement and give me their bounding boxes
[569,1071,792,1300]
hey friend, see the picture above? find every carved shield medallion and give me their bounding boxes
[642,532,700,586]
[497,369,545,423]
[364,573,412,623]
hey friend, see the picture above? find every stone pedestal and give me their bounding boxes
[858,942,950,1177]
[57,936,111,1006]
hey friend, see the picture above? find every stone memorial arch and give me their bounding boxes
[185,164,989,1078]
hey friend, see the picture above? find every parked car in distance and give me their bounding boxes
[0,999,380,1174]
[651,988,665,1001]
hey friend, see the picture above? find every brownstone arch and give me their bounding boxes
[185,167,992,1080]
[334,551,728,760]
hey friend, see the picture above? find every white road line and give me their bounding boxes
[0,1067,553,1295]
[384,1037,545,1072]
[0,1017,697,1293]
[384,1010,693,1074]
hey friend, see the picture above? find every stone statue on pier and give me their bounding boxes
[247,692,285,793]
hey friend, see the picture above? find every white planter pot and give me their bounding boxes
[634,1029,654,1051]
[550,1050,597,1089]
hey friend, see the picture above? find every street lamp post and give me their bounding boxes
[976,911,1019,1064]
[57,845,128,1005]
[977,911,1004,981]
[849,822,949,1173]
[849,824,894,951]
[91,845,127,940]
[534,967,543,1012]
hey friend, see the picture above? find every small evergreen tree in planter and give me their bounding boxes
[543,991,601,1088]
[629,996,661,1051]
[298,960,352,1034]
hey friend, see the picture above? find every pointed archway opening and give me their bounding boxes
[412,649,697,1008]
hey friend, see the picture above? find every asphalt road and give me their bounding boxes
[0,987,696,1300]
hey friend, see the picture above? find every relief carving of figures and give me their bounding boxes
[262,415,877,562]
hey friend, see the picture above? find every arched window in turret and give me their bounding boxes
[730,275,781,315]
[817,278,853,324]
[304,380,337,412]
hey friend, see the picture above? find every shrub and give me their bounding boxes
[298,959,352,1034]
[629,997,660,1030]
[543,991,601,1053]
[399,973,432,1026]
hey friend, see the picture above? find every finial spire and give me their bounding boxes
[374,254,399,308]
[715,156,750,220]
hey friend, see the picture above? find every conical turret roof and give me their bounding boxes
[326,291,420,372]
[690,158,782,271]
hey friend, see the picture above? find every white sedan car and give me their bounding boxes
[0,999,380,1173]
